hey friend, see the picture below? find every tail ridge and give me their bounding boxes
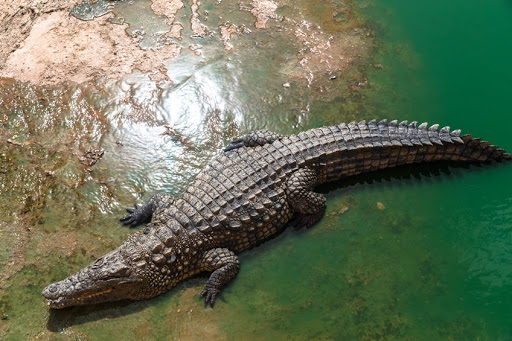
[361,119,509,163]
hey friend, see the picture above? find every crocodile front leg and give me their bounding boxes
[200,248,240,307]
[224,129,283,151]
[287,168,326,229]
[120,193,173,227]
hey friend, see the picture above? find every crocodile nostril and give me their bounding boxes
[42,284,58,298]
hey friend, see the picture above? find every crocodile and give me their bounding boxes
[42,119,510,308]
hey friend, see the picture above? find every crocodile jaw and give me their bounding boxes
[44,288,114,309]
[42,249,144,309]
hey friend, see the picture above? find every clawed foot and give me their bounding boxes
[223,137,244,152]
[119,204,148,227]
[200,286,220,308]
[223,130,283,152]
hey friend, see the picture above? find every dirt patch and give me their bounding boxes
[167,23,184,39]
[250,0,278,29]
[151,0,209,39]
[0,0,80,66]
[0,0,372,89]
[151,0,184,39]
[0,0,181,86]
[150,0,183,25]
[190,0,211,37]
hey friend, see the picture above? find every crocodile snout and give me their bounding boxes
[42,283,59,299]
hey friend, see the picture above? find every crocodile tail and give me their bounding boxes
[318,119,510,182]
[457,132,511,161]
[357,119,511,163]
[385,119,510,162]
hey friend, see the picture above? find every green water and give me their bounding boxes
[1,0,512,339]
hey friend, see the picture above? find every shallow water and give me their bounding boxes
[1,0,512,339]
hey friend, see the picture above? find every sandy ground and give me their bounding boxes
[0,0,180,86]
[0,0,371,90]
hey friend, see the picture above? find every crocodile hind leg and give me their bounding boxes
[200,248,240,307]
[286,168,326,230]
[120,193,174,228]
[224,129,283,151]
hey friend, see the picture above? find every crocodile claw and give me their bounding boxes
[223,136,245,152]
[200,287,219,308]
[119,204,144,227]
[223,143,244,152]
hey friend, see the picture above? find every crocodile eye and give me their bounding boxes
[116,268,131,277]
[92,257,104,267]
[110,265,131,277]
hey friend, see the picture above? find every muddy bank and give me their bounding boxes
[0,0,80,67]
[0,0,180,86]
[0,0,373,90]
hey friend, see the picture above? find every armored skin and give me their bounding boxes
[42,120,510,308]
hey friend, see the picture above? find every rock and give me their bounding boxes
[7,139,22,146]
[79,147,104,167]
[326,206,349,216]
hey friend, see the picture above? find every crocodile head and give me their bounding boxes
[42,245,149,309]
